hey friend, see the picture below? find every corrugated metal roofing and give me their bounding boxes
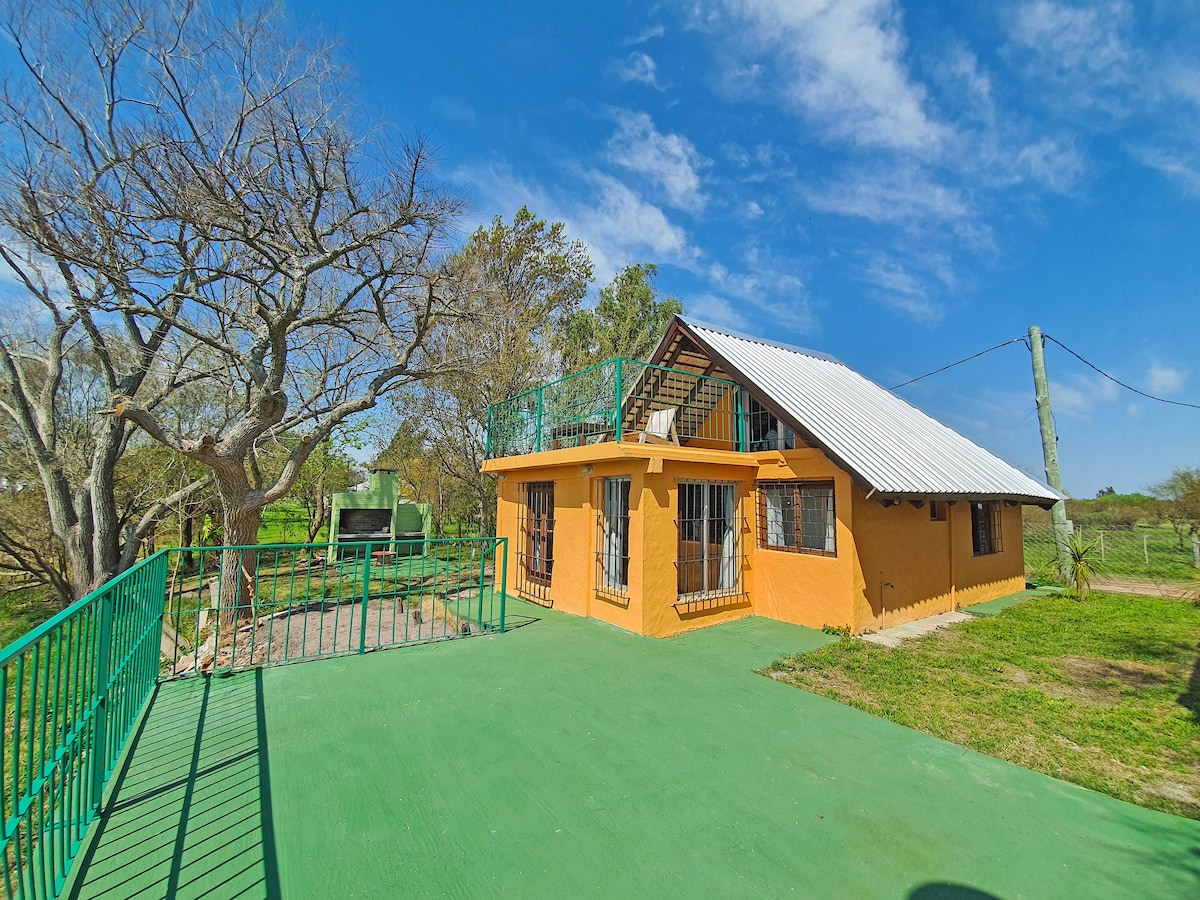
[681,317,1061,503]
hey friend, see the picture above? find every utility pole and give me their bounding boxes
[1028,326,1071,580]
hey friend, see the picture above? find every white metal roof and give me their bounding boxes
[681,317,1061,503]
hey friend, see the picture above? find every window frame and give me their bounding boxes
[756,480,837,557]
[518,481,555,597]
[970,500,1004,556]
[744,395,796,453]
[676,480,744,601]
[596,476,632,599]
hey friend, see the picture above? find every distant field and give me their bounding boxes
[1025,522,1198,585]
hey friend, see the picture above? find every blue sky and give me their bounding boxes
[303,1,1197,496]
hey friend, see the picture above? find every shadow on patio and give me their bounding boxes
[67,672,279,899]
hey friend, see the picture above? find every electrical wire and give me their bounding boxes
[1042,334,1200,410]
[889,338,1027,390]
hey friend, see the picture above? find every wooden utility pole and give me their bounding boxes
[1028,326,1071,580]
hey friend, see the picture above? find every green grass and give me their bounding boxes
[0,583,57,648]
[768,591,1200,819]
[257,502,324,545]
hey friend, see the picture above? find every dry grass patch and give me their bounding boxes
[765,591,1200,819]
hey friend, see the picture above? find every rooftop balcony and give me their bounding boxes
[485,358,748,459]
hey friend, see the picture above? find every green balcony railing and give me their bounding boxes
[486,358,745,458]
[0,536,508,899]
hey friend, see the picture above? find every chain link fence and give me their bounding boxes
[1023,518,1200,589]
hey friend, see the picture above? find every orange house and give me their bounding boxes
[482,317,1060,637]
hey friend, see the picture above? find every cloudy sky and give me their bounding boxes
[293,0,1200,497]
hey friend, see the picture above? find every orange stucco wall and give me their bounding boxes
[850,492,1025,632]
[486,442,1027,638]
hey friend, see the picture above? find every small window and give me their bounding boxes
[518,482,555,601]
[596,477,631,597]
[745,396,795,452]
[757,481,836,556]
[930,501,947,522]
[970,500,1003,556]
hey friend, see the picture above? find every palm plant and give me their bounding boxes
[1066,532,1104,602]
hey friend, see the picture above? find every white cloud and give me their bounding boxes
[606,111,709,212]
[1131,146,1200,196]
[1009,1,1131,78]
[1006,0,1136,115]
[454,162,699,283]
[623,24,665,46]
[713,0,947,153]
[1014,138,1085,193]
[742,200,764,219]
[803,166,970,226]
[686,292,747,329]
[1146,362,1188,395]
[616,52,661,88]
[862,256,945,323]
[1050,374,1120,417]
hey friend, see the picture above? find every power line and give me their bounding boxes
[889,338,1027,390]
[1042,334,1200,411]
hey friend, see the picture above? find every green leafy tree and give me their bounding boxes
[558,264,683,371]
[399,208,593,536]
[1149,467,1200,549]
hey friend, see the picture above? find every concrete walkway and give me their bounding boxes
[861,610,974,647]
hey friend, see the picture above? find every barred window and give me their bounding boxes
[517,482,554,603]
[596,477,631,597]
[744,396,796,452]
[970,500,1003,556]
[757,481,836,556]
[677,481,744,599]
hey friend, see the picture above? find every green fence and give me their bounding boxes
[486,358,744,458]
[0,537,507,899]
[161,538,507,677]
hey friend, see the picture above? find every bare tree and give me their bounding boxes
[0,0,463,612]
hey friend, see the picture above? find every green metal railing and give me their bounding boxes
[161,538,507,677]
[0,552,166,900]
[486,358,745,458]
[0,536,507,899]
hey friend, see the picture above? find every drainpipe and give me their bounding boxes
[880,580,894,629]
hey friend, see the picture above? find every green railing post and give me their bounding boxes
[735,385,745,452]
[499,537,508,633]
[485,405,493,458]
[359,543,372,655]
[535,386,544,453]
[91,590,113,811]
[614,359,624,441]
[477,540,487,629]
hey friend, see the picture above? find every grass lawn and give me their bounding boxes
[0,582,57,647]
[767,590,1200,819]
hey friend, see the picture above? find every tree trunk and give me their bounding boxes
[217,505,264,629]
[182,512,195,569]
[305,474,326,545]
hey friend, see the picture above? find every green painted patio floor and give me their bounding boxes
[66,601,1200,899]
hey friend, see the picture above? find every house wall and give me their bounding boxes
[951,501,1026,608]
[751,450,860,632]
[490,444,1027,639]
[849,492,1026,633]
[640,459,757,637]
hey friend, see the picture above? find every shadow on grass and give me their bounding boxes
[68,670,280,899]
[1181,648,1200,723]
[909,885,999,900]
